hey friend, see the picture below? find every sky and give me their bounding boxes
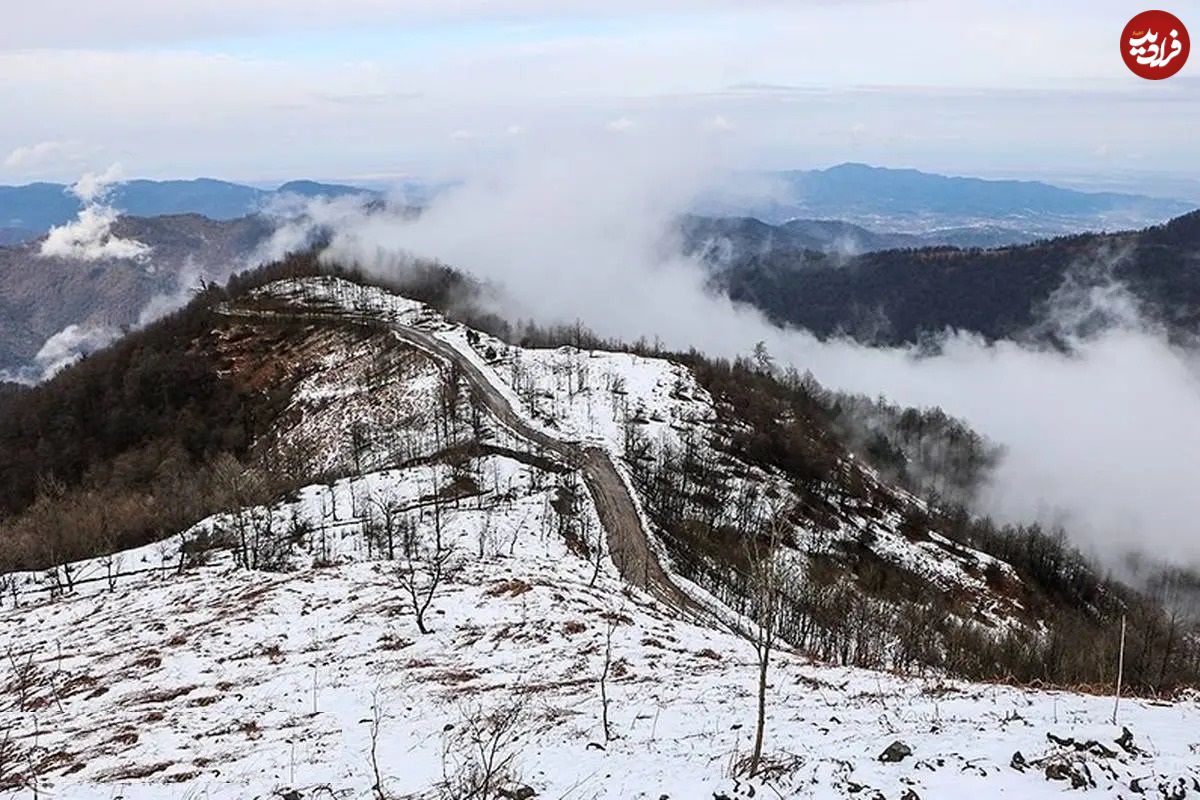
[3,0,1199,195]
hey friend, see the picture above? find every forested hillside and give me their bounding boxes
[0,213,272,375]
[710,210,1200,345]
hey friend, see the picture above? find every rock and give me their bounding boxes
[1010,751,1027,772]
[878,741,913,763]
[1083,740,1117,759]
[900,790,921,800]
[1044,759,1090,790]
[499,786,536,800]
[1115,726,1140,755]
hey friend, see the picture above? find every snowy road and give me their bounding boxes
[223,297,702,617]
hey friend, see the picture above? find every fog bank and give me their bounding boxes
[318,141,1200,568]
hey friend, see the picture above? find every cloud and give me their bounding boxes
[253,192,377,265]
[605,117,636,133]
[0,1,793,50]
[39,165,151,261]
[3,4,1199,183]
[3,140,93,172]
[68,163,123,204]
[314,137,1200,570]
[32,323,121,380]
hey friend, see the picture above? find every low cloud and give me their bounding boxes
[32,323,121,380]
[38,165,151,261]
[312,139,1200,570]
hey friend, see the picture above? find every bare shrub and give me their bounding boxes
[440,701,527,800]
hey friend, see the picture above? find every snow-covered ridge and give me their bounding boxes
[252,277,1028,627]
[3,275,1197,798]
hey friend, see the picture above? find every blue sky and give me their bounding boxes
[2,1,1198,198]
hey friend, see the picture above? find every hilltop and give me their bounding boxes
[0,257,1196,796]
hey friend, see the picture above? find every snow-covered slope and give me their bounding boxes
[1,276,1197,799]
[2,462,1198,799]
[255,278,1028,629]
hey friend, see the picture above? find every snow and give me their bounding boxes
[1,461,1197,798]
[2,276,1196,798]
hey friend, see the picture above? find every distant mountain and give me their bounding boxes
[697,163,1196,236]
[274,179,372,199]
[0,178,379,236]
[0,213,273,378]
[679,214,1038,258]
[0,227,35,246]
[0,182,82,232]
[712,209,1200,345]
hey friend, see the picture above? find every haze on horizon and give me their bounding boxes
[2,0,1199,199]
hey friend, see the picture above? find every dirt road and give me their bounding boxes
[224,298,699,616]
[384,325,700,615]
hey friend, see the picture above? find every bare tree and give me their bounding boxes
[599,613,619,743]
[213,454,271,570]
[442,700,526,800]
[368,688,387,800]
[743,501,789,779]
[365,490,404,561]
[397,485,455,634]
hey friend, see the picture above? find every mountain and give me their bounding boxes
[0,213,273,378]
[0,181,82,232]
[275,179,375,199]
[0,255,1195,796]
[680,214,1038,258]
[697,163,1196,236]
[0,227,35,246]
[0,177,379,238]
[710,209,1200,345]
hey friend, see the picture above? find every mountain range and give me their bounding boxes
[0,178,378,239]
[697,162,1195,236]
[680,213,1040,257]
[5,200,1200,380]
[2,164,1193,248]
[711,210,1200,345]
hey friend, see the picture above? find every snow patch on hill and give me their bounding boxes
[1,456,1198,798]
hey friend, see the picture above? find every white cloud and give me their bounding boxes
[605,117,636,133]
[40,204,151,260]
[317,138,1200,569]
[3,140,92,172]
[0,1,1195,183]
[0,1,792,50]
[33,323,121,379]
[1,2,1197,184]
[68,163,123,203]
[39,165,151,261]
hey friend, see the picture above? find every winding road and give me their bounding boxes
[386,323,701,616]
[225,293,701,617]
